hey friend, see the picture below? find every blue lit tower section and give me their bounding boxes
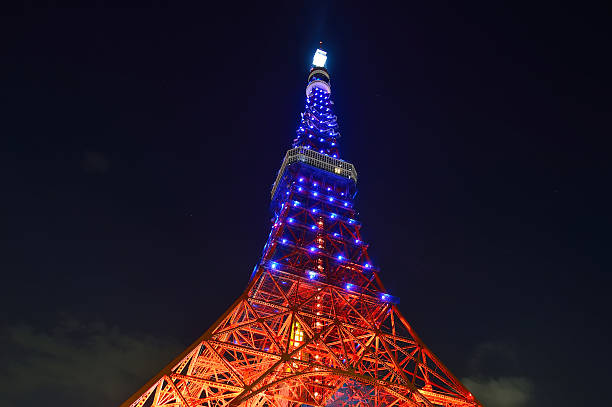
[261,48,396,304]
[293,49,340,158]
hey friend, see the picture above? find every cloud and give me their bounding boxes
[82,151,111,173]
[0,316,183,407]
[463,376,533,407]
[467,341,520,375]
[1,325,534,407]
[462,341,533,407]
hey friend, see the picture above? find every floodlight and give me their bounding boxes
[312,49,327,67]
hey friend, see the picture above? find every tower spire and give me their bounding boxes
[292,48,340,159]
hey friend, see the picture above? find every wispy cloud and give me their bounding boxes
[82,151,111,173]
[0,316,183,407]
[462,341,533,407]
[463,376,533,407]
[2,321,536,407]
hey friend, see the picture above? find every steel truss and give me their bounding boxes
[122,263,479,407]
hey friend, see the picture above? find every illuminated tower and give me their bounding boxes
[121,49,482,407]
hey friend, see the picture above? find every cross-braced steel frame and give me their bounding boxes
[121,262,479,407]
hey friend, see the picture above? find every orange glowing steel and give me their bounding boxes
[120,269,481,407]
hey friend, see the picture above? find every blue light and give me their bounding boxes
[345,283,353,291]
[312,208,318,213]
[329,197,334,202]
[327,187,331,191]
[364,263,371,269]
[299,178,304,182]
[308,271,317,279]
[348,219,355,224]
[282,239,287,244]
[313,182,318,187]
[337,255,344,261]
[288,218,294,223]
[311,225,317,230]
[355,239,360,244]
[333,233,339,237]
[313,192,318,196]
[330,213,337,219]
[310,247,316,252]
[271,262,277,269]
[319,138,324,142]
[344,202,348,207]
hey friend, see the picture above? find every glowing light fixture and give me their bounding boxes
[312,49,327,67]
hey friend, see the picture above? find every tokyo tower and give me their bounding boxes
[121,49,482,407]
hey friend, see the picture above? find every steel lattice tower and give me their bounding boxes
[121,49,482,407]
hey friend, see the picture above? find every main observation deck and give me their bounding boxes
[271,147,358,199]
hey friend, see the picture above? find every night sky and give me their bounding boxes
[1,2,611,407]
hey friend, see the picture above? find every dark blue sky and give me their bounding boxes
[1,2,610,406]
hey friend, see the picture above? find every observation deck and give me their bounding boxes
[271,147,358,199]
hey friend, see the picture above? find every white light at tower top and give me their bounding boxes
[312,49,327,67]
